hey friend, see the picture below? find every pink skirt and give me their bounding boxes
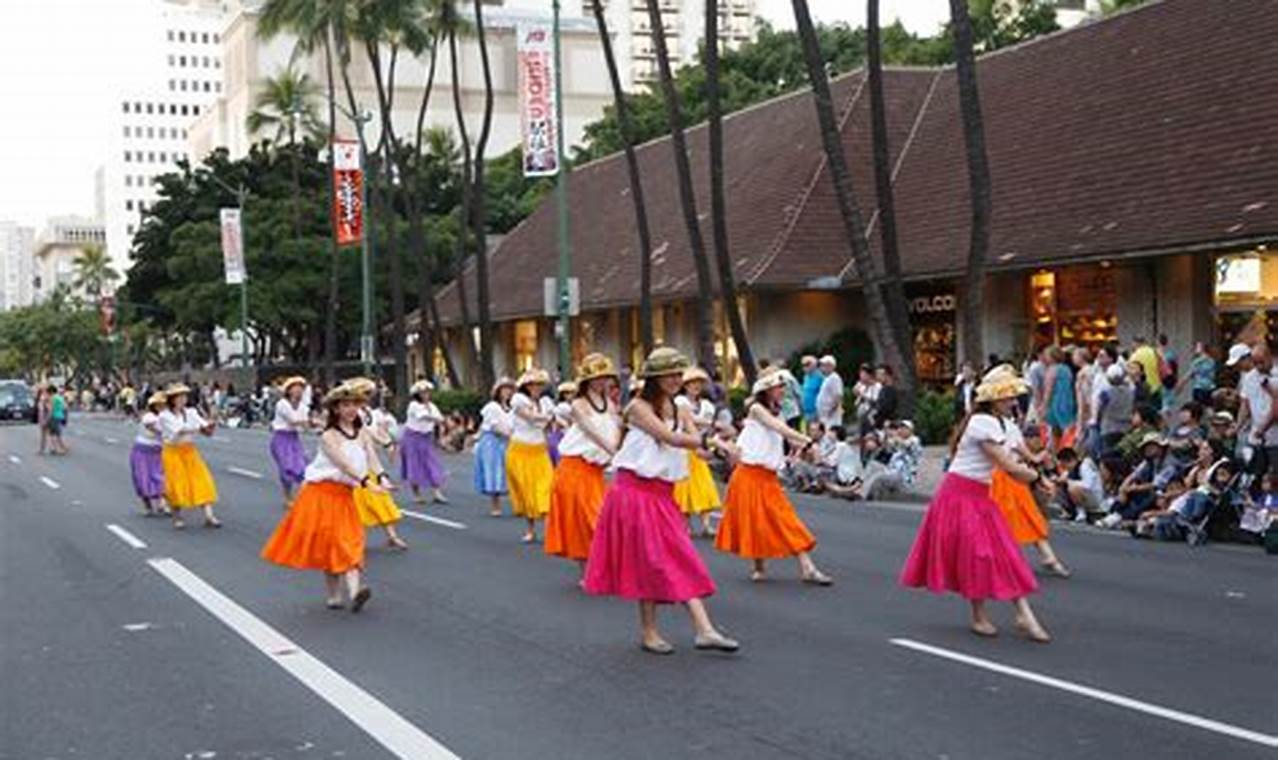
[899,473,1038,601]
[583,470,717,603]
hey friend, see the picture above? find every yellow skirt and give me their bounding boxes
[353,486,402,527]
[506,440,553,519]
[162,443,218,509]
[673,452,721,515]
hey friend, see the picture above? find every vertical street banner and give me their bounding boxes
[332,138,363,246]
[517,23,559,177]
[219,207,246,285]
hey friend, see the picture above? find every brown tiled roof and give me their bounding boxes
[432,0,1278,325]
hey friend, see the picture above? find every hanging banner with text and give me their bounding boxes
[517,23,559,177]
[332,139,364,246]
[219,207,246,284]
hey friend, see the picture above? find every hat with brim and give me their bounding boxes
[277,375,307,393]
[752,366,788,396]
[639,347,690,379]
[164,383,191,398]
[557,381,577,396]
[409,379,434,396]
[682,366,710,386]
[345,377,378,397]
[1139,432,1167,450]
[491,376,516,397]
[146,392,167,409]
[577,353,618,386]
[1211,411,1235,425]
[517,368,551,389]
[975,364,1029,403]
[324,381,371,406]
[1226,343,1252,367]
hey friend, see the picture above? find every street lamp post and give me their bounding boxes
[553,0,571,377]
[335,103,377,376]
[208,175,252,370]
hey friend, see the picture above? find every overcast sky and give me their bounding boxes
[0,0,949,229]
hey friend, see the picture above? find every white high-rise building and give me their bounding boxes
[595,0,758,90]
[100,0,234,274]
[0,222,36,312]
[31,216,106,304]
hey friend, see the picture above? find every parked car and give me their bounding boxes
[0,381,36,424]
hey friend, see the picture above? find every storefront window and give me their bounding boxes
[1028,265,1117,350]
[906,284,956,385]
[1215,248,1278,346]
[513,320,538,372]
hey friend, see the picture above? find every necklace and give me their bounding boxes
[586,391,607,414]
[336,423,359,440]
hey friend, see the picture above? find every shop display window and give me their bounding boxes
[1028,266,1117,350]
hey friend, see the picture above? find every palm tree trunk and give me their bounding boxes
[644,0,715,371]
[470,0,496,390]
[321,31,340,385]
[704,0,756,386]
[789,0,912,381]
[449,29,480,380]
[949,0,993,366]
[589,0,654,355]
[867,0,917,410]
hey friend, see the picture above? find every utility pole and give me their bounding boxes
[553,0,571,377]
[210,175,251,370]
[336,104,377,377]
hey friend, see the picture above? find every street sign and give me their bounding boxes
[219,208,245,284]
[544,277,579,317]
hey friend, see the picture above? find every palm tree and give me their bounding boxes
[246,66,323,242]
[703,0,756,385]
[644,0,715,372]
[788,0,913,382]
[866,0,917,411]
[468,0,497,390]
[589,0,654,355]
[949,0,993,365]
[447,16,481,377]
[72,244,120,300]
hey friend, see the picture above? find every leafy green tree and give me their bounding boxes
[72,243,121,300]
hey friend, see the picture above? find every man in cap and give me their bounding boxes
[815,355,844,429]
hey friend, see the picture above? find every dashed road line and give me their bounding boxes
[7,454,19,464]
[228,466,264,480]
[39,476,60,490]
[105,436,119,444]
[106,523,148,549]
[402,510,467,530]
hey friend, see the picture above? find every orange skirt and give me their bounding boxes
[990,468,1049,544]
[261,481,365,573]
[544,456,607,561]
[716,463,817,559]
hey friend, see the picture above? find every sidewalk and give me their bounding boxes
[904,445,948,503]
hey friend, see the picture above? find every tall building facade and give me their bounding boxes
[99,0,233,273]
[597,0,757,90]
[0,222,35,311]
[31,216,106,304]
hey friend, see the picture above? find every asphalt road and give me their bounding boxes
[2,414,1275,760]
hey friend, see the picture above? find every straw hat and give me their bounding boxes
[491,376,516,397]
[638,347,690,379]
[577,353,618,386]
[146,392,167,409]
[163,383,191,397]
[752,366,787,396]
[1138,432,1167,450]
[324,381,371,406]
[974,364,1029,403]
[345,377,378,397]
[277,375,307,392]
[557,381,577,396]
[517,368,551,389]
[409,379,434,397]
[682,366,710,386]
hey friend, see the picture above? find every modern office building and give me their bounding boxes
[0,222,36,311]
[595,0,758,90]
[31,216,107,304]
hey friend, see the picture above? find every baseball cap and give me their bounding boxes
[1226,343,1252,367]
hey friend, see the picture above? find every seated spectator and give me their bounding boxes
[883,420,922,489]
[1207,410,1238,462]
[1171,401,1206,442]
[1240,471,1277,538]
[860,431,904,501]
[1099,433,1169,528]
[1051,447,1105,522]
[1116,405,1161,464]
[823,427,865,500]
[785,421,833,493]
[1133,459,1242,544]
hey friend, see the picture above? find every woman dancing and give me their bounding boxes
[158,383,221,530]
[349,379,408,551]
[269,376,311,508]
[506,369,555,543]
[475,378,515,517]
[673,367,722,537]
[129,391,169,516]
[400,380,448,505]
[990,406,1071,578]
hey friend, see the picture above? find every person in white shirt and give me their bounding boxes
[475,377,516,516]
[672,366,723,537]
[346,377,409,551]
[158,384,220,530]
[545,354,621,576]
[269,376,312,507]
[400,380,448,505]
[816,355,845,429]
[900,365,1051,643]
[1232,343,1278,475]
[129,391,169,516]
[716,367,833,586]
[547,382,576,466]
[506,369,555,543]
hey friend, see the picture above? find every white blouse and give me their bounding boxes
[271,398,310,432]
[738,417,786,472]
[304,434,368,486]
[676,395,716,428]
[158,408,208,445]
[612,420,688,482]
[558,404,619,465]
[948,413,1007,483]
[479,401,512,436]
[510,393,547,445]
[405,400,443,434]
[135,411,162,447]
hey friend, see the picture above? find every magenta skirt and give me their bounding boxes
[269,430,307,488]
[584,470,716,603]
[400,428,447,489]
[129,443,165,500]
[900,472,1038,601]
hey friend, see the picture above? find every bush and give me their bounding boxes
[785,326,876,379]
[434,388,485,418]
[914,388,957,445]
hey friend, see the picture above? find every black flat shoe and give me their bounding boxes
[351,587,372,614]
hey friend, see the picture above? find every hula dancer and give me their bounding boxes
[673,367,722,537]
[547,382,575,466]
[158,383,221,530]
[506,369,555,543]
[269,376,311,507]
[262,381,380,611]
[545,354,621,578]
[900,365,1051,643]
[716,368,833,586]
[400,380,448,505]
[348,378,408,551]
[583,348,739,656]
[475,377,515,517]
[129,391,169,516]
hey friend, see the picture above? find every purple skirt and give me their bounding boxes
[269,430,307,488]
[401,428,447,489]
[129,443,165,500]
[547,428,563,466]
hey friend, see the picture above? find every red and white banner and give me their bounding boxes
[517,23,559,178]
[219,207,246,285]
[332,139,363,246]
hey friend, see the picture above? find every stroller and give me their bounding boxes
[1143,469,1248,546]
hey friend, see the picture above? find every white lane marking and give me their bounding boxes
[123,622,154,632]
[148,557,459,759]
[106,523,148,549]
[105,436,119,444]
[39,476,60,490]
[401,510,467,530]
[7,454,20,464]
[227,466,264,480]
[891,638,1278,748]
